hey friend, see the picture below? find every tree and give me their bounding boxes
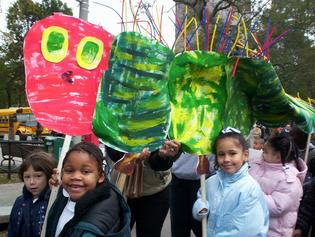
[0,0,72,107]
[173,0,271,51]
[0,56,11,107]
[260,0,315,99]
[173,0,314,99]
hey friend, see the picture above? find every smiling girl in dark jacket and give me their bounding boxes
[45,142,131,237]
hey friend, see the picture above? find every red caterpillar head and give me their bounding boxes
[24,13,113,135]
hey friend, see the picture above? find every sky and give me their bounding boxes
[0,0,176,46]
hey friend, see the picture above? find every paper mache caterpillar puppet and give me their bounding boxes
[92,31,314,156]
[24,13,314,167]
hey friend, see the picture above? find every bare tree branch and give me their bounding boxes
[174,0,207,20]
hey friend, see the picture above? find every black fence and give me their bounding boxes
[0,140,45,179]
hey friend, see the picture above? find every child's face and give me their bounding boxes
[23,166,48,199]
[253,139,264,150]
[216,137,249,174]
[62,151,105,201]
[262,144,281,163]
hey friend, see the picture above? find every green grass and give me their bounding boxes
[0,173,20,184]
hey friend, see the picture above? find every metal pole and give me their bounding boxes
[41,2,89,236]
[72,0,89,145]
[79,0,89,21]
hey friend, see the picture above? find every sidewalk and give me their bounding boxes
[0,146,24,233]
[0,182,23,224]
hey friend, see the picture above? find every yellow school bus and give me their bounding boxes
[0,107,51,139]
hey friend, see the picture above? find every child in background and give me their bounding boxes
[192,127,269,237]
[45,142,130,237]
[248,125,264,161]
[253,137,265,151]
[290,126,315,182]
[249,133,307,236]
[248,126,262,147]
[248,137,265,162]
[8,151,56,237]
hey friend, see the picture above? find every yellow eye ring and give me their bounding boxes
[41,26,68,63]
[76,36,104,70]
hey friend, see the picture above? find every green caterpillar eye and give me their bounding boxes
[41,26,68,63]
[76,36,103,70]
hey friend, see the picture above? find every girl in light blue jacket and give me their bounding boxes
[192,127,269,237]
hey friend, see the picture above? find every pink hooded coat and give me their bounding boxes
[249,158,307,237]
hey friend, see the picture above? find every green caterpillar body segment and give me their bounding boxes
[93,32,174,152]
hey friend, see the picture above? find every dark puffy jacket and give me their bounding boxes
[295,177,315,237]
[46,181,131,237]
[8,185,50,237]
[302,145,315,183]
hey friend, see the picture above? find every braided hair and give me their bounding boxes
[266,132,300,170]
